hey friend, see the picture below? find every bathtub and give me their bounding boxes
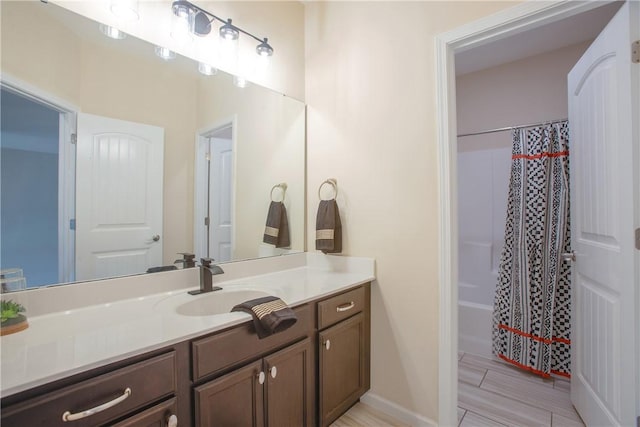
[458,285,494,357]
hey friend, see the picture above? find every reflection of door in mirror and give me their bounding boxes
[195,122,234,263]
[0,85,76,288]
[76,113,164,281]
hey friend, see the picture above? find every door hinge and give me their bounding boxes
[636,228,640,250]
[70,219,76,230]
[70,133,77,144]
[204,217,210,226]
[633,41,640,64]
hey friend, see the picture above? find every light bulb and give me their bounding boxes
[155,46,176,61]
[219,20,239,41]
[171,10,194,43]
[233,76,248,88]
[99,24,126,40]
[198,62,217,76]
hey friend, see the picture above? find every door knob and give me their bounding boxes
[561,251,576,262]
[167,414,178,427]
[257,371,265,384]
[152,235,160,242]
[324,340,331,350]
[270,366,277,379]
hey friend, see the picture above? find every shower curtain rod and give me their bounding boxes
[457,118,568,138]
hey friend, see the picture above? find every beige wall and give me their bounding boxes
[196,74,305,260]
[305,1,519,422]
[457,41,591,152]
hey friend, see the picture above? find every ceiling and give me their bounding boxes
[455,1,623,76]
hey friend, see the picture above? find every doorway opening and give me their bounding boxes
[0,80,77,288]
[436,1,635,426]
[194,119,235,263]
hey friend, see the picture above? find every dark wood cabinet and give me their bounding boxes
[316,285,371,427]
[194,339,313,427]
[111,398,178,427]
[264,339,314,427]
[194,360,265,427]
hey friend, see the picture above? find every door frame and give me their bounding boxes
[433,1,627,425]
[193,116,237,261]
[0,73,78,284]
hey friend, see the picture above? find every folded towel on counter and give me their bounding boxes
[315,199,342,254]
[231,296,297,339]
[263,201,290,248]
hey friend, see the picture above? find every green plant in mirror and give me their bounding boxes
[1,300,26,323]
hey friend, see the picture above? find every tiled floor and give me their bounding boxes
[331,402,409,427]
[458,352,585,427]
[332,352,585,427]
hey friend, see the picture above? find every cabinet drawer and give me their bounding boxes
[317,286,365,329]
[192,304,312,381]
[111,397,177,427]
[1,352,176,427]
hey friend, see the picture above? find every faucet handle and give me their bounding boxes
[178,252,196,261]
[200,257,215,267]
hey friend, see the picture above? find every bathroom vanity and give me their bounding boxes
[0,254,373,427]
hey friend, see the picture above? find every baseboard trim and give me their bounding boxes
[360,392,437,427]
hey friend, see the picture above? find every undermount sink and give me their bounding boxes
[175,288,271,317]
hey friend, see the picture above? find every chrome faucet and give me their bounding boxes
[188,258,224,295]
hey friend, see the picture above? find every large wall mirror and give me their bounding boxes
[0,1,305,291]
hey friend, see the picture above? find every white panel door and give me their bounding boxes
[76,113,164,281]
[568,2,638,426]
[209,137,233,262]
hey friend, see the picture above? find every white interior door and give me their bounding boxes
[209,137,233,262]
[76,113,164,281]
[568,2,638,426]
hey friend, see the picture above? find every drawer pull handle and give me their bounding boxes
[270,366,278,379]
[62,387,132,422]
[257,371,266,384]
[336,301,355,312]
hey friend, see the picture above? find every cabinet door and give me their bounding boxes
[194,360,264,427]
[263,339,314,427]
[111,398,177,427]
[318,313,366,427]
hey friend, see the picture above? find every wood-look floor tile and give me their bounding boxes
[459,360,487,386]
[458,381,552,426]
[461,353,555,387]
[460,411,509,427]
[480,370,581,422]
[330,402,409,427]
[554,378,571,392]
[458,407,467,425]
[552,413,585,427]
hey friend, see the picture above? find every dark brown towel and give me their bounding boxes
[315,199,342,254]
[263,201,290,248]
[232,296,297,339]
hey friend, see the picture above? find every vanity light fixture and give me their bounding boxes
[198,62,217,76]
[170,1,274,57]
[155,46,176,61]
[99,24,126,40]
[110,0,139,21]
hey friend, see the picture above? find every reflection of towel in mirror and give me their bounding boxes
[263,201,290,248]
[231,296,298,339]
[315,199,342,254]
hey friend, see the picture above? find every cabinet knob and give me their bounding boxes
[257,371,265,384]
[324,340,331,350]
[270,366,277,379]
[167,414,178,427]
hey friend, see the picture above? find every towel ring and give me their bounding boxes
[270,183,287,202]
[318,178,338,200]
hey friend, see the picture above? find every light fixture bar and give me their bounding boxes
[171,0,273,56]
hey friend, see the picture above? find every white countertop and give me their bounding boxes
[0,254,374,397]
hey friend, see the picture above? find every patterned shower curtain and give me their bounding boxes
[492,121,572,378]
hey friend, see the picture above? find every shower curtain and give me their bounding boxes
[492,121,571,378]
